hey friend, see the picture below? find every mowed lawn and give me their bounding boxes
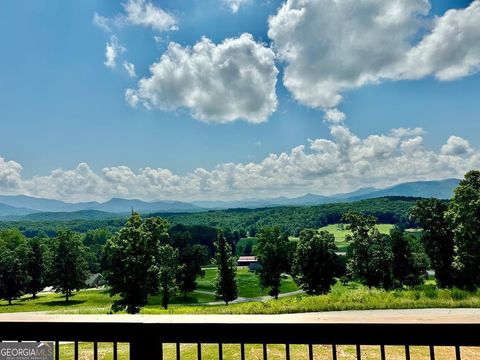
[1,281,480,316]
[0,267,298,313]
[289,223,396,251]
[196,267,299,298]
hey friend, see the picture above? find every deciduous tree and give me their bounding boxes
[103,213,169,313]
[256,227,291,298]
[292,229,338,294]
[411,198,455,287]
[446,170,480,288]
[51,230,88,302]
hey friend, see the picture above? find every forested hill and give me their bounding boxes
[160,196,421,236]
[0,196,422,237]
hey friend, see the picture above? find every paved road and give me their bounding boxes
[191,289,305,306]
[1,308,479,323]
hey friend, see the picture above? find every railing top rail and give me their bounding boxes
[0,310,480,346]
[1,308,480,324]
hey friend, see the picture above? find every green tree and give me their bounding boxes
[157,244,179,309]
[343,212,394,289]
[446,170,480,288]
[256,227,291,298]
[0,230,30,304]
[214,230,238,304]
[26,237,46,298]
[103,213,169,313]
[0,250,27,305]
[177,244,208,298]
[51,230,89,302]
[292,229,338,294]
[390,228,429,287]
[343,212,377,282]
[411,198,455,287]
[366,231,394,289]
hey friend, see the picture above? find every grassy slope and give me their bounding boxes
[2,282,479,315]
[287,223,396,251]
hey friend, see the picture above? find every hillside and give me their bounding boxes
[0,196,421,237]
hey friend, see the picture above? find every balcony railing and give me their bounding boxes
[0,311,479,359]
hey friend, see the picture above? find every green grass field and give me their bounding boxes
[2,280,479,316]
[287,223,396,251]
[197,267,298,297]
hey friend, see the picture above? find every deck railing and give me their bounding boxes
[1,315,479,359]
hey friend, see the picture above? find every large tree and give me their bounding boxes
[103,213,169,313]
[170,229,208,298]
[0,249,27,305]
[157,244,179,309]
[343,212,394,289]
[26,237,46,298]
[446,170,480,288]
[214,230,238,304]
[411,198,455,287]
[0,230,30,304]
[292,229,338,295]
[51,230,89,302]
[390,228,429,287]
[256,227,291,299]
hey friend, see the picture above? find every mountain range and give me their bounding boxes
[0,178,460,219]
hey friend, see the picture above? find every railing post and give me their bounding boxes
[130,339,163,360]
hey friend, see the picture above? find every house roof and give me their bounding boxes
[238,256,257,262]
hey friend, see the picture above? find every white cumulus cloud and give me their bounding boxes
[268,0,480,110]
[93,0,177,33]
[122,0,177,31]
[441,136,472,156]
[126,33,278,123]
[1,127,478,202]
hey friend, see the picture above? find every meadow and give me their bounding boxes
[284,223,396,251]
[2,278,479,315]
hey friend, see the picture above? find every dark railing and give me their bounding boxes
[1,317,479,359]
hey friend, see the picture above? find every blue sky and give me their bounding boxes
[0,0,479,201]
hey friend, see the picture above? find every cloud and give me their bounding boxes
[441,136,472,156]
[123,61,137,77]
[268,0,480,110]
[0,156,23,191]
[94,0,177,33]
[323,109,346,123]
[400,1,480,81]
[93,12,112,32]
[126,33,278,123]
[222,0,250,13]
[121,0,177,31]
[2,127,478,202]
[104,36,125,69]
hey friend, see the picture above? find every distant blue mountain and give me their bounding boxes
[343,179,460,202]
[0,202,35,217]
[0,178,461,218]
[90,198,203,213]
[192,178,461,209]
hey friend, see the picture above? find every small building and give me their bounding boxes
[85,273,106,288]
[237,256,257,267]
